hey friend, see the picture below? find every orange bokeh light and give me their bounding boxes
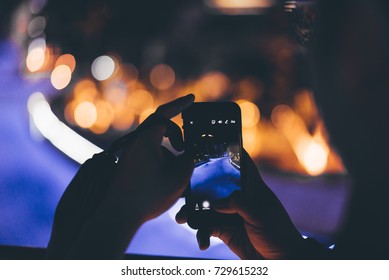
[150,64,175,90]
[55,54,76,73]
[127,89,154,115]
[236,99,260,128]
[197,71,230,100]
[74,101,97,129]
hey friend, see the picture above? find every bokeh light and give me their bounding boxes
[50,65,72,90]
[103,85,127,105]
[197,71,229,100]
[26,47,45,72]
[127,89,154,115]
[91,55,116,81]
[236,99,260,128]
[112,105,135,131]
[73,79,98,102]
[55,54,76,73]
[242,126,262,157]
[150,64,175,90]
[28,37,46,53]
[28,16,46,38]
[90,100,114,134]
[74,101,98,128]
[300,139,329,176]
[271,104,295,129]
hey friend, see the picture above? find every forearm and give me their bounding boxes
[64,190,145,260]
[64,209,143,259]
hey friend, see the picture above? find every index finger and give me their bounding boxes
[155,93,195,119]
[134,94,195,153]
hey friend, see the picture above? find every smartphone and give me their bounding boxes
[182,102,243,229]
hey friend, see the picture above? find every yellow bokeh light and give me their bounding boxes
[51,65,72,90]
[236,99,260,128]
[127,89,154,115]
[150,64,175,90]
[74,101,97,129]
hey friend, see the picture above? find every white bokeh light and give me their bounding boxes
[91,55,116,81]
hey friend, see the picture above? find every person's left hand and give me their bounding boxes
[47,94,195,259]
[105,94,195,224]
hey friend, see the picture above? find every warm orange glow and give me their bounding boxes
[242,126,262,157]
[197,72,229,100]
[236,99,260,128]
[271,104,330,176]
[112,105,135,131]
[150,64,175,90]
[73,79,98,102]
[207,0,275,14]
[122,64,139,87]
[209,0,275,9]
[74,101,97,129]
[64,100,77,124]
[271,104,295,129]
[26,47,45,72]
[294,89,318,123]
[55,54,76,73]
[127,89,154,115]
[51,65,72,90]
[297,138,329,176]
[26,38,55,73]
[103,85,127,105]
[139,108,156,124]
[237,78,264,100]
[90,100,114,134]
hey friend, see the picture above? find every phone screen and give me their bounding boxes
[183,103,242,223]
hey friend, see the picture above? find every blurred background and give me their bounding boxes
[0,0,349,259]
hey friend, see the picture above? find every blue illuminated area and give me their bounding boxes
[191,157,240,205]
[0,40,240,259]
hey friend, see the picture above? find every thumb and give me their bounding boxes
[213,191,257,225]
[213,191,244,215]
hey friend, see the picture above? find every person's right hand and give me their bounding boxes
[176,150,306,259]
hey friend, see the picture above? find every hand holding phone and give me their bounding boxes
[182,102,244,229]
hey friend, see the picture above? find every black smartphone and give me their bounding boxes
[182,102,243,229]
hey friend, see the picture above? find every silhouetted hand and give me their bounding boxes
[47,94,195,259]
[105,94,195,224]
[176,150,307,259]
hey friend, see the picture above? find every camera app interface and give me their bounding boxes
[184,113,241,212]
